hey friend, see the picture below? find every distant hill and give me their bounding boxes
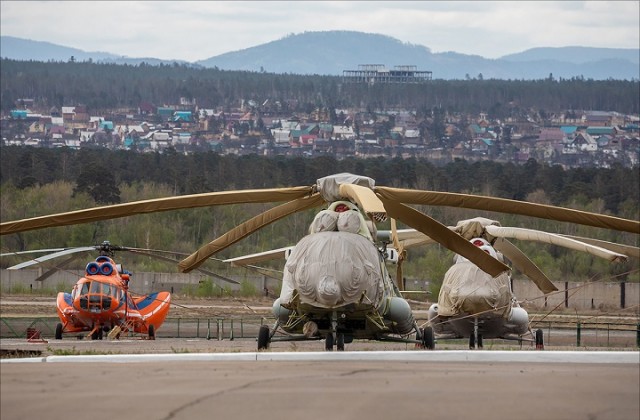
[2,32,638,80]
[0,35,195,67]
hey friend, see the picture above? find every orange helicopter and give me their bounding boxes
[56,242,170,340]
[8,241,172,340]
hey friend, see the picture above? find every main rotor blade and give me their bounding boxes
[128,250,239,284]
[485,226,628,262]
[1,248,66,257]
[0,187,314,235]
[179,193,325,273]
[378,198,510,277]
[338,184,387,222]
[8,246,97,269]
[493,238,558,294]
[559,235,640,259]
[33,253,87,282]
[375,187,640,234]
[224,246,295,267]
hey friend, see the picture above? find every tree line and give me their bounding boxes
[1,59,638,114]
[1,147,638,288]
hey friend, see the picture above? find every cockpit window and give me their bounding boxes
[80,282,90,295]
[91,281,102,294]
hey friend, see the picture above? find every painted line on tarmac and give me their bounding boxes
[2,350,638,364]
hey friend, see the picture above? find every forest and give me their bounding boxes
[1,59,639,115]
[1,146,638,295]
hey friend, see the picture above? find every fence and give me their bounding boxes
[2,269,639,311]
[2,316,638,348]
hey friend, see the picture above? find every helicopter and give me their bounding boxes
[2,241,246,340]
[386,217,637,349]
[3,241,174,340]
[1,173,638,350]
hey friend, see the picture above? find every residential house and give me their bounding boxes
[569,132,598,152]
[582,111,611,127]
[332,125,355,140]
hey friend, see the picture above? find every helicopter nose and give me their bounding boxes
[316,275,341,306]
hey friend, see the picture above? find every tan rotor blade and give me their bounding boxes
[0,187,314,235]
[339,183,387,221]
[224,246,295,267]
[374,187,640,234]
[377,197,510,277]
[390,218,405,289]
[486,225,628,262]
[559,235,640,259]
[493,238,558,294]
[179,193,325,272]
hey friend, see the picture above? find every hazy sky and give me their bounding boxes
[1,1,638,61]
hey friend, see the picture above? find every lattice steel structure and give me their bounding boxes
[343,64,432,84]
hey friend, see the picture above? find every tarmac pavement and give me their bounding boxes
[1,350,638,420]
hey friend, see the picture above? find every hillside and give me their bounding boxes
[2,31,638,80]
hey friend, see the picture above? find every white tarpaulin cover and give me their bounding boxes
[437,261,512,318]
[316,173,375,202]
[280,231,384,308]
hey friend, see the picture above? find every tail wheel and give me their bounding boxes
[257,325,270,350]
[148,324,155,340]
[422,326,435,350]
[535,329,544,350]
[55,323,63,340]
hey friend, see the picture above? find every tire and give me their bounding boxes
[257,325,270,350]
[535,329,544,350]
[469,334,475,349]
[91,330,100,340]
[148,324,155,340]
[422,326,435,350]
[55,323,63,340]
[325,333,334,351]
[477,334,483,349]
[336,333,345,351]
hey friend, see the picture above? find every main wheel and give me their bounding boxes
[148,324,155,340]
[325,333,334,351]
[477,334,483,349]
[422,326,435,350]
[257,325,270,350]
[55,323,63,340]
[336,333,345,351]
[535,329,544,350]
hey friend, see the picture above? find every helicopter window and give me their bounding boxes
[91,281,102,294]
[80,282,90,296]
[103,283,111,296]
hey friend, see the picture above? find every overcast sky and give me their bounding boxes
[1,1,638,61]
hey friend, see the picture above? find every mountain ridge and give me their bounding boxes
[1,31,638,80]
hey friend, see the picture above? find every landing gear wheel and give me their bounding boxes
[257,325,270,350]
[422,326,435,350]
[336,333,345,351]
[55,323,63,340]
[469,333,483,349]
[91,329,100,340]
[325,333,334,351]
[148,324,155,340]
[535,329,544,350]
